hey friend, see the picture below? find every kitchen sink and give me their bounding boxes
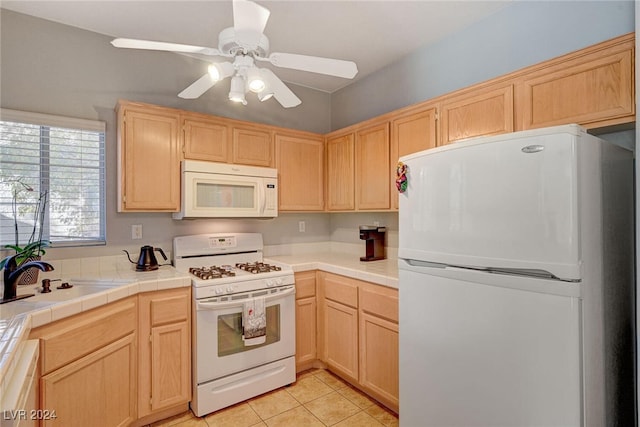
[16,279,129,303]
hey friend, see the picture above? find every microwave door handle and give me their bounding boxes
[196,286,296,310]
[258,180,266,215]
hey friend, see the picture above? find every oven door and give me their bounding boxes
[194,285,295,383]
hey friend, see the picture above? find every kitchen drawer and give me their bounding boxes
[359,283,398,323]
[148,288,190,326]
[321,272,358,308]
[295,271,316,299]
[30,296,137,375]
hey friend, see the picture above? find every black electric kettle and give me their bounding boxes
[123,246,167,271]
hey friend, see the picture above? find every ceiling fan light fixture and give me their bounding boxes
[246,67,266,93]
[208,62,235,82]
[229,75,248,105]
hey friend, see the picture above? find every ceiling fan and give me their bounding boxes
[111,0,358,108]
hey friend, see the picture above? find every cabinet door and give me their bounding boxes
[355,122,390,210]
[41,333,137,427]
[517,41,634,130]
[183,114,230,162]
[390,107,438,210]
[318,272,359,382]
[118,104,181,211]
[275,134,324,211]
[323,300,359,383]
[138,288,191,417]
[440,84,514,146]
[295,271,317,371]
[232,126,273,167]
[150,322,190,410]
[358,282,399,413]
[326,133,355,211]
[296,297,317,370]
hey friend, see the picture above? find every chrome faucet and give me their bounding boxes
[2,254,54,302]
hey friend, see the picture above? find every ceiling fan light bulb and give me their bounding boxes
[246,67,266,93]
[208,64,221,81]
[229,75,247,105]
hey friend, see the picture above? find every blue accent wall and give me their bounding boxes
[331,1,635,130]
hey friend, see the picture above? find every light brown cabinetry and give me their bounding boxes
[325,133,355,211]
[317,272,399,413]
[317,272,359,383]
[138,288,191,421]
[182,112,230,162]
[295,271,317,371]
[390,106,438,210]
[232,126,273,167]
[358,282,399,413]
[516,35,635,130]
[440,83,514,145]
[117,101,181,212]
[30,297,138,427]
[276,133,325,211]
[355,122,390,210]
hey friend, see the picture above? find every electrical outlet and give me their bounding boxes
[131,224,143,240]
[298,221,306,233]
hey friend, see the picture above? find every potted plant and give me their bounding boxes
[0,178,50,284]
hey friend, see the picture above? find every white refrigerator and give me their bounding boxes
[398,124,634,426]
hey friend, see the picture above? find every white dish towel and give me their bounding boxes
[243,297,267,346]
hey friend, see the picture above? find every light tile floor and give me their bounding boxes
[151,369,399,427]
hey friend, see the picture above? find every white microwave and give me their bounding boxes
[173,160,278,219]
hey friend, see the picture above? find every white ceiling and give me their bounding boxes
[1,0,512,93]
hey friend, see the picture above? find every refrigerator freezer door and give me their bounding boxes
[398,129,582,280]
[399,264,582,426]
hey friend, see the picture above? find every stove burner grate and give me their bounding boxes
[189,265,236,280]
[236,262,282,274]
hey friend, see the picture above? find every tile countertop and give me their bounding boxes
[265,252,399,289]
[0,247,398,409]
[0,258,191,407]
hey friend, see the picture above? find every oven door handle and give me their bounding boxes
[196,286,295,310]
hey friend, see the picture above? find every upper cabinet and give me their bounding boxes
[440,83,514,145]
[390,106,438,210]
[326,132,355,211]
[355,122,390,210]
[232,125,273,167]
[275,131,325,211]
[515,34,635,131]
[117,101,181,212]
[182,112,230,163]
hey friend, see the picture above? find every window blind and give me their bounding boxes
[0,108,106,247]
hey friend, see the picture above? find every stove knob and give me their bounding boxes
[266,280,274,287]
[275,278,283,286]
[226,285,234,293]
[215,288,223,295]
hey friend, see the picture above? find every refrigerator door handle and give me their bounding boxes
[400,258,577,283]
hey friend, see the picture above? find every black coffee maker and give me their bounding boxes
[359,225,386,262]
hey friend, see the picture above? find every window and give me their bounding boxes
[0,109,106,247]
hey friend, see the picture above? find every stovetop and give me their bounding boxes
[189,262,282,280]
[173,232,294,299]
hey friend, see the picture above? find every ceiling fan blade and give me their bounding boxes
[233,0,270,33]
[266,52,358,79]
[178,73,217,99]
[111,38,223,57]
[261,68,301,108]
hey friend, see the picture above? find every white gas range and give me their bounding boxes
[173,233,296,417]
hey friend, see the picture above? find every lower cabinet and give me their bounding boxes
[30,297,138,427]
[295,271,318,371]
[358,282,399,412]
[316,271,399,413]
[28,288,192,426]
[138,288,191,421]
